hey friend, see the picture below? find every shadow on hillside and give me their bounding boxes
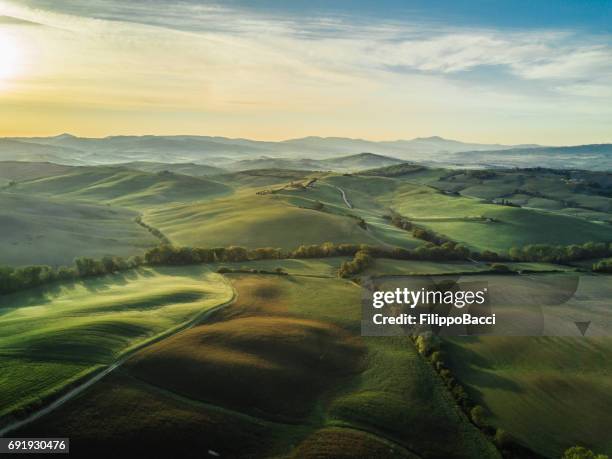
[443,337,523,406]
[0,270,147,310]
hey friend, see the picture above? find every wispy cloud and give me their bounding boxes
[1,0,611,142]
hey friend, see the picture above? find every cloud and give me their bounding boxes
[1,0,610,142]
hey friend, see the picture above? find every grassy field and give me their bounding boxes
[210,257,348,277]
[0,266,232,419]
[445,336,612,458]
[4,161,612,458]
[16,271,498,458]
[280,175,425,249]
[11,167,231,209]
[421,169,612,224]
[441,274,612,457]
[384,182,612,253]
[0,192,158,266]
[0,161,74,182]
[365,259,577,276]
[143,191,382,249]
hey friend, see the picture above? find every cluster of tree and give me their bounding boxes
[407,242,471,261]
[508,242,612,264]
[134,216,170,244]
[412,227,453,245]
[338,249,374,278]
[413,334,539,458]
[217,267,287,275]
[312,200,325,211]
[593,259,612,273]
[562,446,609,459]
[493,199,521,208]
[144,245,283,265]
[387,214,413,231]
[75,255,143,277]
[0,255,143,295]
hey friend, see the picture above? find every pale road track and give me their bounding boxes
[0,278,237,437]
[336,186,352,208]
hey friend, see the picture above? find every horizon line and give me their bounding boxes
[4,132,612,147]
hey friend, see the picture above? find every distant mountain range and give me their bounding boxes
[1,134,611,171]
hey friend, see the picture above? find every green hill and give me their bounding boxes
[143,191,380,249]
[15,273,498,459]
[0,161,74,182]
[0,193,157,266]
[0,266,233,419]
[384,182,612,253]
[446,334,612,457]
[116,161,227,177]
[226,153,405,172]
[11,167,231,208]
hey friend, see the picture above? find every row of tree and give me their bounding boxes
[145,245,261,265]
[413,334,542,458]
[134,216,171,244]
[3,239,612,295]
[0,255,144,295]
[507,241,612,263]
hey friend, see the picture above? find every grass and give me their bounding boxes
[12,166,231,209]
[365,259,576,276]
[445,337,612,458]
[385,182,612,252]
[15,273,499,458]
[327,337,500,459]
[5,163,612,457]
[127,314,364,421]
[292,426,418,458]
[144,191,382,249]
[280,174,424,249]
[17,372,307,458]
[0,266,232,419]
[366,259,493,276]
[0,192,158,267]
[442,273,612,457]
[0,161,74,182]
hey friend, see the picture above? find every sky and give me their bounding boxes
[0,0,611,144]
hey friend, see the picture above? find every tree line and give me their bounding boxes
[3,238,612,295]
[506,241,612,264]
[0,255,144,295]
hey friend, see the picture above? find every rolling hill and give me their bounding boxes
[0,266,232,419]
[226,152,405,172]
[0,193,158,266]
[14,273,498,459]
[0,161,75,182]
[4,133,611,170]
[449,144,612,170]
[116,161,227,176]
[10,167,231,208]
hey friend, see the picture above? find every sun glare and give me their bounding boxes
[0,30,20,84]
